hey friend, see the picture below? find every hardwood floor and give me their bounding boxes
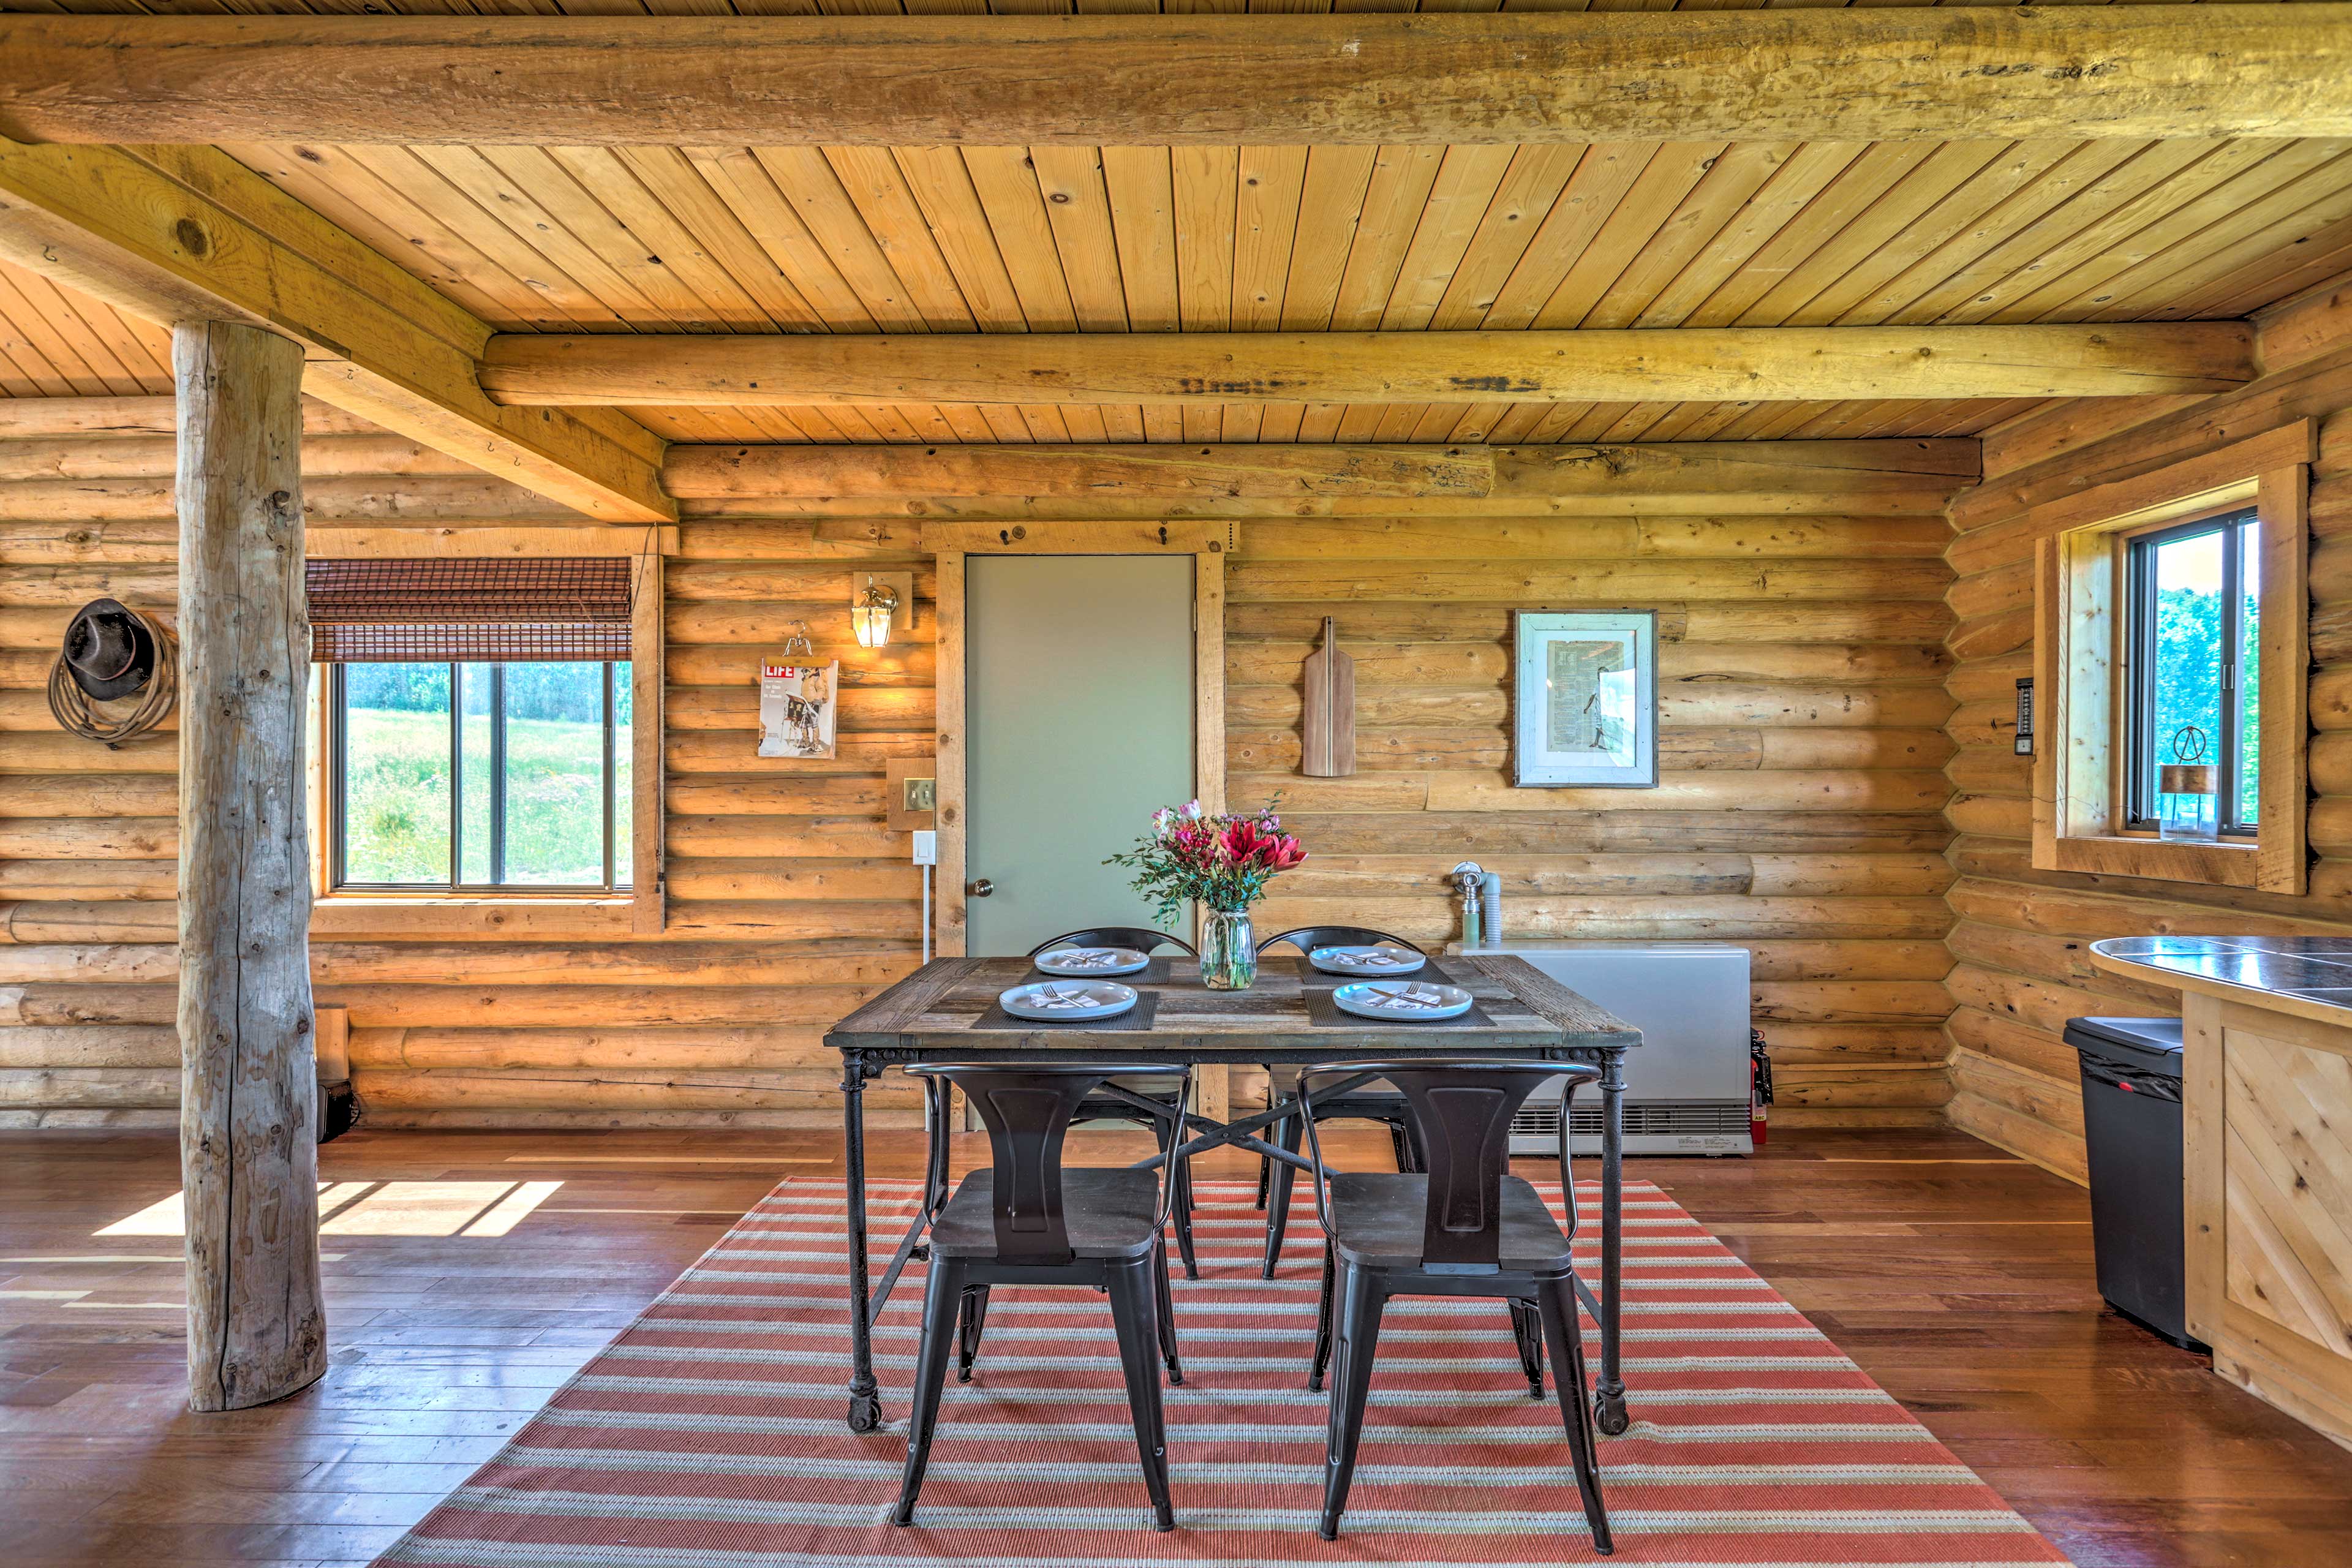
[3,1123,2349,1566]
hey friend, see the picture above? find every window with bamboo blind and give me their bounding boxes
[301,531,669,937]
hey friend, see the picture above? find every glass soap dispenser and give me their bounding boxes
[2158,725,2219,842]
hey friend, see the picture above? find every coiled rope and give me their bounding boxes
[48,608,178,748]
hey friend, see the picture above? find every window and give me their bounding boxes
[300,545,666,932]
[332,659,633,892]
[2122,510,2261,835]
[2029,422,2310,895]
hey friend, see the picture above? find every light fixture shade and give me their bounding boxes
[851,579,899,649]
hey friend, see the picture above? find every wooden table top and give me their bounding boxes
[824,953,1642,1060]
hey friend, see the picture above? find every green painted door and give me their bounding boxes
[966,554,1196,957]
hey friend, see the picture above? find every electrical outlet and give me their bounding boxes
[911,829,937,866]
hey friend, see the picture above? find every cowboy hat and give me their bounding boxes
[62,598,157,701]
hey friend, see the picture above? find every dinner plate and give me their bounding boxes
[1330,981,1473,1022]
[998,980,1139,1022]
[1309,944,1427,977]
[1033,946,1150,978]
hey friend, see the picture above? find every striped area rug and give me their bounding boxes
[377,1178,2070,1567]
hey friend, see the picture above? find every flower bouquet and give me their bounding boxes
[1106,800,1307,990]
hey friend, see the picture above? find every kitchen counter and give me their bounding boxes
[2090,934,2352,1450]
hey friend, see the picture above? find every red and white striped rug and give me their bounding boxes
[377,1178,2070,1567]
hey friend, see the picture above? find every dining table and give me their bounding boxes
[824,951,1645,1436]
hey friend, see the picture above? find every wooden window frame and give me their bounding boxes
[2032,426,2310,893]
[304,526,675,937]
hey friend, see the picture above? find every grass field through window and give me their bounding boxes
[342,662,628,888]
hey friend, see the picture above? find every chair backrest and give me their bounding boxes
[1030,926,1197,957]
[908,1061,1189,1262]
[1256,925,1424,958]
[1300,1058,1601,1271]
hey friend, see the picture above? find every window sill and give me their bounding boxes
[2043,834,2266,890]
[310,894,654,939]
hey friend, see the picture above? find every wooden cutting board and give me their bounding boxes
[1301,615,1355,777]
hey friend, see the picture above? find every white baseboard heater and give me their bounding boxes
[1471,941,1754,1158]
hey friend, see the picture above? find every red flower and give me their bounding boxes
[1218,818,1308,871]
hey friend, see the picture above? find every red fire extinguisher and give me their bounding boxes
[1750,1029,1773,1148]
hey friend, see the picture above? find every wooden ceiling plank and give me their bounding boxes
[0,264,112,396]
[2006,143,2352,321]
[1425,143,1589,329]
[329,143,634,331]
[1226,143,1308,440]
[2187,211,2352,320]
[1279,145,1379,331]
[1678,141,1935,328]
[410,143,687,326]
[224,141,543,331]
[1827,140,2149,326]
[1027,146,1129,330]
[1724,139,2009,326]
[680,146,882,330]
[822,143,990,330]
[1932,138,2299,326]
[1628,140,1868,329]
[1878,140,2214,326]
[1525,142,1719,329]
[1101,146,1180,439]
[888,146,1028,328]
[1376,144,1512,330]
[612,145,830,330]
[1478,140,1656,330]
[1769,140,2072,326]
[1580,141,1797,328]
[1324,144,1445,331]
[2105,177,2352,322]
[9,11,2350,145]
[546,145,787,328]
[752,145,957,331]
[1170,144,1237,442]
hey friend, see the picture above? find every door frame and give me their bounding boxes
[922,520,1235,963]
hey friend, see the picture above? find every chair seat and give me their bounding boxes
[1327,1172,1575,1272]
[932,1167,1163,1260]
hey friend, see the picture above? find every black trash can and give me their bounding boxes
[2062,1016,2206,1351]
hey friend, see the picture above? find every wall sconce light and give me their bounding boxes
[851,573,903,649]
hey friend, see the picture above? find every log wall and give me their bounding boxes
[2,396,1959,1128]
[1940,284,2352,1180]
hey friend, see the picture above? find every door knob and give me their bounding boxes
[966,878,995,898]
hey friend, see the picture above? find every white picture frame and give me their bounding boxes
[1512,610,1658,788]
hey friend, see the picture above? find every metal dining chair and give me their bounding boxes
[895,1061,1189,1533]
[1030,927,1202,1278]
[1253,925,1427,1280]
[1298,1058,1611,1553]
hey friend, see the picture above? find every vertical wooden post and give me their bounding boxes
[176,320,326,1412]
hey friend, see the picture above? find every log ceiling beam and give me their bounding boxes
[665,440,1981,512]
[0,140,674,523]
[481,323,2258,409]
[0,9,2346,146]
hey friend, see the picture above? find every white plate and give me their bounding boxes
[1331,981,1473,1022]
[998,980,1139,1022]
[1310,944,1426,977]
[1034,946,1150,977]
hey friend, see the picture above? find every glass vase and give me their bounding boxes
[1200,908,1257,991]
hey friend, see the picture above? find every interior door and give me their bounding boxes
[965,554,1195,957]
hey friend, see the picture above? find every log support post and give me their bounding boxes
[175,320,327,1412]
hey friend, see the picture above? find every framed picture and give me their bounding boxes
[1512,610,1657,788]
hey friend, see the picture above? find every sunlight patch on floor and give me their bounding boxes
[92,1180,565,1238]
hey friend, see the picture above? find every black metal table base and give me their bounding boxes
[838,1042,1631,1436]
